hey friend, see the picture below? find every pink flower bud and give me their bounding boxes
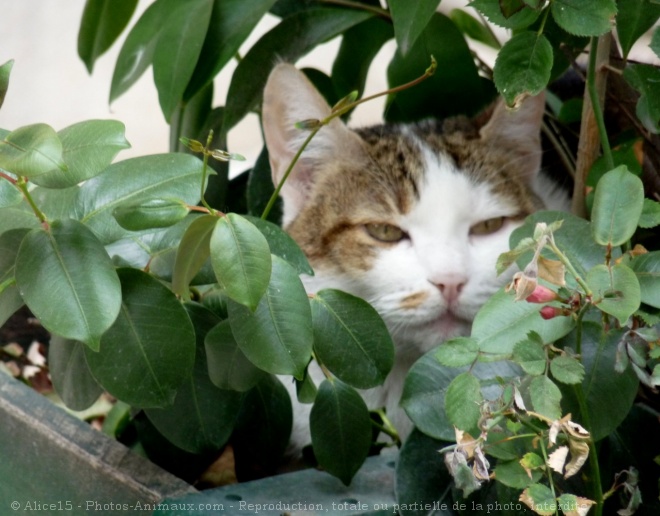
[540,306,563,320]
[526,285,559,304]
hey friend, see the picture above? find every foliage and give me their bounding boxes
[1,0,660,514]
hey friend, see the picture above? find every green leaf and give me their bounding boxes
[521,483,556,515]
[152,0,214,122]
[210,213,271,310]
[310,379,372,486]
[387,13,490,122]
[529,375,562,420]
[587,263,641,325]
[615,0,660,58]
[184,0,278,101]
[401,351,520,440]
[0,59,14,110]
[112,198,189,231]
[232,375,292,475]
[332,17,394,108]
[0,207,40,236]
[144,303,243,453]
[551,0,617,36]
[493,31,553,107]
[222,8,372,133]
[558,324,638,441]
[247,146,281,222]
[0,228,28,327]
[623,64,660,134]
[395,430,454,516]
[109,0,180,103]
[30,120,130,189]
[587,138,643,188]
[310,289,394,389]
[227,256,312,379]
[243,215,313,275]
[550,355,585,384]
[0,124,65,177]
[78,153,204,244]
[205,319,266,392]
[15,219,121,350]
[652,26,660,59]
[494,460,541,489]
[172,214,217,298]
[48,336,102,411]
[435,337,479,367]
[445,372,483,434]
[471,0,541,29]
[512,334,547,376]
[449,9,501,48]
[78,0,139,74]
[629,251,660,309]
[639,199,660,229]
[473,289,575,358]
[388,0,440,55]
[0,179,22,208]
[84,268,195,407]
[591,165,644,246]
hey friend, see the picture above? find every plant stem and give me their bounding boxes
[547,239,592,297]
[0,170,17,184]
[261,125,321,221]
[587,36,613,170]
[199,131,215,213]
[572,34,611,218]
[0,277,16,295]
[538,437,560,516]
[16,178,47,224]
[573,383,604,516]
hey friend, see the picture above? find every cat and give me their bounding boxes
[261,63,569,455]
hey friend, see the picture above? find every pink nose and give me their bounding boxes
[430,277,466,303]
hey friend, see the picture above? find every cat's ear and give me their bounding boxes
[480,93,545,181]
[262,63,364,224]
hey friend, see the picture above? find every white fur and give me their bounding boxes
[284,135,564,452]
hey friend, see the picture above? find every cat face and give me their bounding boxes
[262,64,557,357]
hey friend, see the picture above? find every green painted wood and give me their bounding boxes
[0,373,194,515]
[154,453,397,515]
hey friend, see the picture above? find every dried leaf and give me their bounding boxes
[562,496,595,516]
[565,420,590,440]
[538,257,566,286]
[547,445,569,474]
[473,445,491,480]
[565,438,590,478]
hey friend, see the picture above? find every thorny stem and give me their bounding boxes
[260,58,437,220]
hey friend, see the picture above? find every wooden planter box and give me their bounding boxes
[0,373,396,515]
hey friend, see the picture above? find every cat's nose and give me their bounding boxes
[429,276,466,303]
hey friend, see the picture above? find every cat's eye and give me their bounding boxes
[365,223,406,243]
[470,216,506,236]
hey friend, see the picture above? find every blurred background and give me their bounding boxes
[1,1,658,176]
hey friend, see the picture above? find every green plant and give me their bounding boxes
[1,0,659,512]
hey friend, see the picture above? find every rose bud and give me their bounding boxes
[540,306,564,320]
[526,285,559,304]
